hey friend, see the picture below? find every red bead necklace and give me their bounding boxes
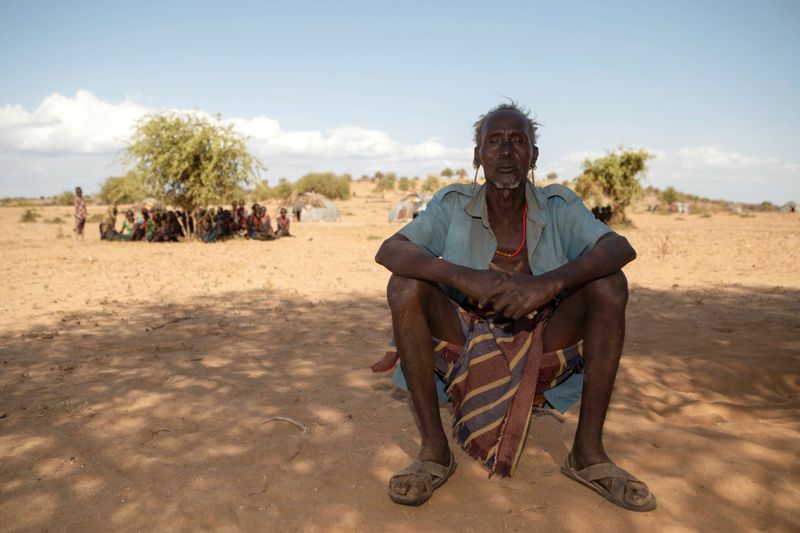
[494,203,528,258]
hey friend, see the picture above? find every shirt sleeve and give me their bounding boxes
[397,194,451,257]
[551,190,613,261]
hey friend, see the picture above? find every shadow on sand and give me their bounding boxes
[1,284,798,530]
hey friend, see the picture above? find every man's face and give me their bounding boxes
[474,110,538,190]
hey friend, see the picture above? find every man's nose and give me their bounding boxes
[500,139,514,155]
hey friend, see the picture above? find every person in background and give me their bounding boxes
[74,187,87,241]
[99,206,119,240]
[276,207,291,237]
[120,209,136,239]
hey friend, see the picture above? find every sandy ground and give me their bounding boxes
[1,183,798,532]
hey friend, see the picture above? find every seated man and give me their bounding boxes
[99,206,119,240]
[374,102,656,511]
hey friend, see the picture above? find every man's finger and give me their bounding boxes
[479,282,510,308]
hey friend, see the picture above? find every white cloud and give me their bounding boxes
[0,90,470,196]
[540,146,799,204]
[0,90,797,203]
[0,90,149,154]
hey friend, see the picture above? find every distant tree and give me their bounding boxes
[660,186,680,206]
[455,168,468,180]
[546,172,558,181]
[99,171,148,205]
[373,172,396,193]
[398,176,411,192]
[253,178,295,201]
[575,147,653,225]
[373,171,385,181]
[441,167,454,179]
[125,111,263,238]
[422,175,442,193]
[295,172,351,200]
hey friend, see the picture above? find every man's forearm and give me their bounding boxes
[375,236,466,287]
[543,233,636,294]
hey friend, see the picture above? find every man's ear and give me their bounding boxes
[531,145,539,168]
[473,146,481,169]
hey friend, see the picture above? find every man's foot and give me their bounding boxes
[388,446,455,506]
[563,451,656,512]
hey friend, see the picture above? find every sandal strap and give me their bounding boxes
[391,460,433,492]
[576,462,635,483]
[420,459,450,481]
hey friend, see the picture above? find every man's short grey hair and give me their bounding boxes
[473,101,540,146]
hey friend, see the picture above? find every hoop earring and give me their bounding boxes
[473,164,480,190]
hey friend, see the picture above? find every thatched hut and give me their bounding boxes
[781,201,796,213]
[388,193,431,223]
[292,192,340,222]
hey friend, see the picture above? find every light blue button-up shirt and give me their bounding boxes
[400,180,612,303]
[396,180,613,413]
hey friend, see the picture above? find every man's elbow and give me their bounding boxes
[620,236,637,263]
[375,239,392,267]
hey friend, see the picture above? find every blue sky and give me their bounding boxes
[1,0,798,203]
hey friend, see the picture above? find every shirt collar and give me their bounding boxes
[465,180,547,228]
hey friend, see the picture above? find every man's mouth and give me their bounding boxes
[497,165,518,173]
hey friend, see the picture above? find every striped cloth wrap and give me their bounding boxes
[432,304,583,478]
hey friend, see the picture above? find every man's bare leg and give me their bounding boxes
[545,270,653,507]
[386,274,464,501]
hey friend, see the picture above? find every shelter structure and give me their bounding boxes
[781,201,796,213]
[292,192,340,222]
[388,193,431,223]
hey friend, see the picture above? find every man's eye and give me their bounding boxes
[489,138,500,144]
[512,137,523,144]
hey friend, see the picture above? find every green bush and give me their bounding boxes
[99,172,147,205]
[398,177,410,192]
[20,209,40,222]
[1,197,35,207]
[55,190,75,206]
[295,172,351,200]
[660,186,680,205]
[422,175,442,193]
[253,178,295,201]
[373,173,396,193]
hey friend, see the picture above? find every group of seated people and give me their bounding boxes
[197,201,291,242]
[99,200,291,243]
[591,205,614,224]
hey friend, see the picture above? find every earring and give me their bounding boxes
[473,164,480,190]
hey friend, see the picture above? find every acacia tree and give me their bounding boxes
[125,112,263,238]
[575,147,653,224]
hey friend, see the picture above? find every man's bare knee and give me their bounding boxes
[585,270,628,309]
[387,274,429,311]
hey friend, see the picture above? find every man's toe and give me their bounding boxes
[390,474,423,499]
[626,480,654,506]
